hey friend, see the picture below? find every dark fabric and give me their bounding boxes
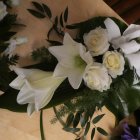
[104,0,140,24]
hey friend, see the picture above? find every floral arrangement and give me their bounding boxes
[1,1,140,140]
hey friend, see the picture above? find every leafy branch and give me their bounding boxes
[28,1,69,41]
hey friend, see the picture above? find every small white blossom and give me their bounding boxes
[103,51,125,78]
[9,0,20,6]
[5,37,28,57]
[84,27,110,56]
[0,2,8,21]
[83,63,112,92]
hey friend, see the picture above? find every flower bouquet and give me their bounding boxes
[1,1,140,139]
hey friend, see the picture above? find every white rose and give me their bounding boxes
[84,27,110,56]
[103,51,125,78]
[0,2,8,21]
[83,63,112,92]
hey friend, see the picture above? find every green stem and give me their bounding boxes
[40,110,46,140]
[53,107,66,127]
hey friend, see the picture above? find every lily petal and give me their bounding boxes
[9,76,25,90]
[63,33,77,45]
[120,40,140,54]
[31,76,65,110]
[68,69,83,89]
[79,45,93,64]
[13,67,33,78]
[0,90,4,95]
[125,52,140,76]
[104,18,121,41]
[17,82,34,104]
[53,64,70,77]
[124,24,140,36]
[27,103,35,116]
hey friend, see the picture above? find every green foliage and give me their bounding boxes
[73,112,81,128]
[28,9,45,18]
[84,122,90,136]
[28,1,69,39]
[40,110,46,140]
[28,2,52,19]
[0,55,19,90]
[66,113,74,127]
[97,127,108,136]
[50,105,70,124]
[0,14,17,42]
[92,114,105,124]
[66,16,127,42]
[91,128,95,140]
[31,47,58,71]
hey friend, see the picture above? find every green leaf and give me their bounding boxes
[92,114,105,124]
[97,127,108,136]
[80,111,90,127]
[66,113,74,127]
[47,40,62,46]
[123,87,140,113]
[64,7,68,22]
[42,4,52,18]
[63,127,80,133]
[84,122,90,136]
[32,2,44,13]
[91,128,95,140]
[54,16,58,26]
[60,12,64,27]
[27,9,45,18]
[73,112,81,128]
[47,26,53,39]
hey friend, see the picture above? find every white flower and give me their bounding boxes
[125,52,140,77]
[9,0,20,6]
[0,90,4,95]
[84,27,110,56]
[9,67,65,115]
[103,51,125,78]
[104,18,140,54]
[49,33,93,89]
[105,18,140,78]
[83,63,112,92]
[5,37,28,57]
[0,2,8,21]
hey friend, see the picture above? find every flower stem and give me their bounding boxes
[40,110,46,140]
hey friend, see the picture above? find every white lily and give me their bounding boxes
[105,18,140,78]
[48,33,93,89]
[104,18,140,54]
[0,90,4,95]
[9,67,65,115]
